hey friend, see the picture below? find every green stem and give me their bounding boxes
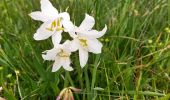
[84,66,90,100]
[91,55,100,90]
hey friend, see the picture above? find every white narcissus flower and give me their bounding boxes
[29,0,72,45]
[42,40,73,72]
[70,14,107,68]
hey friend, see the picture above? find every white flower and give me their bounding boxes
[29,0,72,45]
[70,14,107,68]
[42,40,73,72]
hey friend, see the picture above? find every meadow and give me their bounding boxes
[0,0,170,100]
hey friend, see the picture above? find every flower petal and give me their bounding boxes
[52,58,62,72]
[87,39,103,54]
[80,25,107,39]
[40,0,58,19]
[52,31,62,47]
[62,40,72,53]
[79,48,88,68]
[58,12,70,21]
[61,58,73,71]
[79,14,95,31]
[62,20,74,32]
[69,31,77,39]
[42,48,59,60]
[68,26,78,38]
[29,11,49,22]
[70,39,79,52]
[34,21,54,40]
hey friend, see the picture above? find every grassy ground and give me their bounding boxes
[0,0,170,100]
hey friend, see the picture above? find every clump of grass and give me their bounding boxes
[0,0,169,100]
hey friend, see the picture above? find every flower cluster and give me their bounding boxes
[29,0,107,72]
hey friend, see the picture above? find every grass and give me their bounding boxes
[0,0,170,99]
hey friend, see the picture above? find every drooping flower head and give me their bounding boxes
[29,0,72,45]
[56,87,81,100]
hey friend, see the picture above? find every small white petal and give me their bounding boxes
[52,31,62,47]
[96,25,107,38]
[61,59,73,71]
[69,31,77,39]
[63,40,71,45]
[67,26,78,38]
[79,48,88,68]
[70,39,79,52]
[58,12,70,21]
[62,20,74,32]
[62,40,72,53]
[34,21,55,40]
[80,25,107,39]
[79,14,95,31]
[42,48,59,60]
[29,11,49,22]
[87,39,103,54]
[52,59,62,72]
[40,0,58,19]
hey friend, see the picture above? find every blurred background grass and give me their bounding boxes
[0,0,170,100]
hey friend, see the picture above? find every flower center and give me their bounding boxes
[79,38,88,47]
[58,49,69,58]
[46,18,64,32]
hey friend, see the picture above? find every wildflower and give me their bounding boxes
[70,14,107,67]
[29,0,72,45]
[56,87,81,100]
[42,40,73,72]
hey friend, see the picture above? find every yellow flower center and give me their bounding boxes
[46,18,64,32]
[58,49,69,58]
[79,38,88,47]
